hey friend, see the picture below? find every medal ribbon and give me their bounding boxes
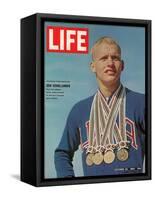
[99,85,124,147]
[87,84,124,153]
[114,90,129,149]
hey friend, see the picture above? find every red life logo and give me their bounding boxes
[46,26,89,53]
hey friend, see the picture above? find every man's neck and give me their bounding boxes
[98,81,120,97]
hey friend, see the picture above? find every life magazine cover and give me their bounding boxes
[44,21,145,179]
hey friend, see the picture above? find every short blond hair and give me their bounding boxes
[91,36,121,60]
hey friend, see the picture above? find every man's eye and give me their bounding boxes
[112,56,120,61]
[101,57,108,61]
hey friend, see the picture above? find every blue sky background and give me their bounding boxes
[44,21,145,178]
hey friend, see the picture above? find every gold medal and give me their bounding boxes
[86,153,94,166]
[92,152,104,165]
[116,148,129,161]
[103,150,115,164]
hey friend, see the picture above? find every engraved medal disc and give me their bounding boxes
[92,152,104,165]
[116,148,129,161]
[103,150,115,164]
[86,153,94,166]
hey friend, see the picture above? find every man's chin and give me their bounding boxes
[103,78,117,84]
[101,78,119,87]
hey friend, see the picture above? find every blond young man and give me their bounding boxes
[55,37,145,177]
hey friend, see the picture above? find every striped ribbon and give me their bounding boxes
[87,85,127,153]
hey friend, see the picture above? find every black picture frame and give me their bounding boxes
[21,13,151,187]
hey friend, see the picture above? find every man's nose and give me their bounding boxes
[107,56,114,65]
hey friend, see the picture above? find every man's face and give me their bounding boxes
[91,43,124,86]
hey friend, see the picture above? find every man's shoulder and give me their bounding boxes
[125,88,145,106]
[73,95,94,110]
[126,88,145,98]
[67,95,94,120]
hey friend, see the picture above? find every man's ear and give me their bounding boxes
[90,61,96,73]
[121,60,124,71]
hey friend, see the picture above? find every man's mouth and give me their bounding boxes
[104,69,116,74]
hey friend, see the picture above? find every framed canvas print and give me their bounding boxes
[21,13,151,187]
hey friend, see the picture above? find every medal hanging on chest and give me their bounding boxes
[86,85,128,166]
[114,91,130,162]
[92,94,104,165]
[99,88,121,164]
[85,94,96,166]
